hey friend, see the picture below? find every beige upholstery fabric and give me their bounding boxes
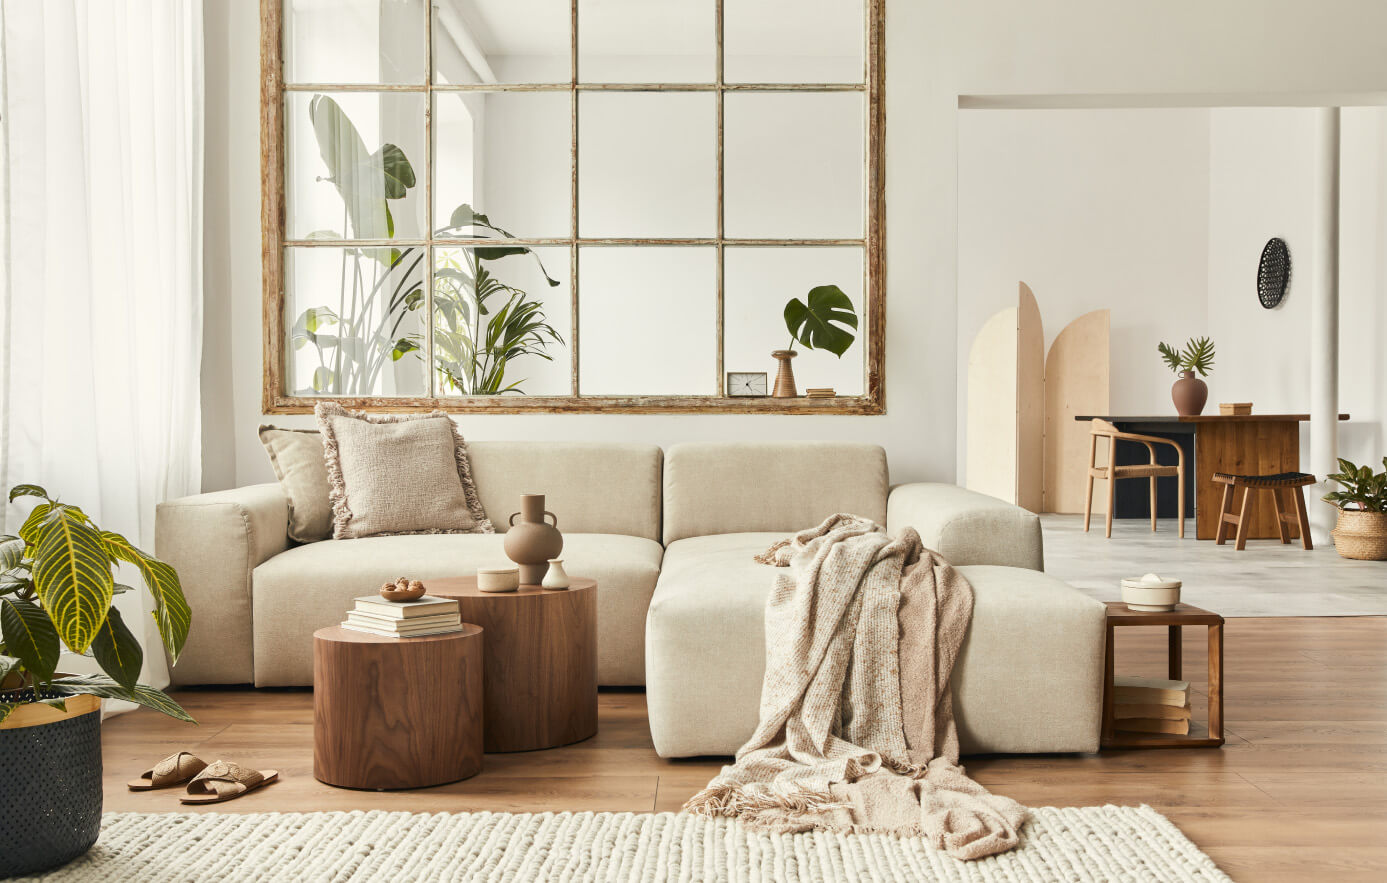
[316,404,492,538]
[646,534,1103,758]
[252,532,661,686]
[258,426,332,543]
[155,484,290,685]
[887,483,1044,571]
[468,442,662,542]
[662,442,888,545]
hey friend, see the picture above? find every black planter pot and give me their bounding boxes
[0,697,103,877]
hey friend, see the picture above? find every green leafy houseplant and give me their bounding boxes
[1323,458,1387,513]
[293,95,562,396]
[0,485,194,724]
[783,285,859,356]
[1157,336,1216,377]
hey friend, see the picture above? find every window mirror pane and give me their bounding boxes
[285,0,426,85]
[578,247,716,395]
[287,92,428,241]
[433,246,571,396]
[578,0,714,83]
[579,93,716,238]
[434,92,571,240]
[724,0,863,84]
[724,246,865,396]
[724,92,863,239]
[434,0,571,85]
[285,246,429,396]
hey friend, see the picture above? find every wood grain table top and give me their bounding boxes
[1104,600,1223,626]
[1075,413,1349,423]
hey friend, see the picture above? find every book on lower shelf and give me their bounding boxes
[1113,675,1190,707]
[1114,717,1191,736]
[1114,701,1192,721]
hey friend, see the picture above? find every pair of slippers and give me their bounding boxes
[127,752,279,804]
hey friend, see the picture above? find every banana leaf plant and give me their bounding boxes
[0,485,194,724]
[784,284,859,357]
[292,96,562,396]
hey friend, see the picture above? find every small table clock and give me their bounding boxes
[726,372,768,397]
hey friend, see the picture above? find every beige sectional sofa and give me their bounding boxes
[157,440,1105,756]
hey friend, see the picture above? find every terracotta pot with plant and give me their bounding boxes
[1158,336,1215,416]
[1323,458,1387,560]
[773,285,859,398]
[1,484,193,876]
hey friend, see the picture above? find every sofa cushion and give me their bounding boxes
[258,426,332,543]
[252,533,662,687]
[468,442,663,543]
[646,534,1104,757]
[662,442,888,545]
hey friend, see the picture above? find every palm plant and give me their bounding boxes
[1157,336,1216,376]
[293,96,562,397]
[1,485,193,723]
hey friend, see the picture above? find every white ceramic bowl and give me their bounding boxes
[477,566,520,593]
[1121,573,1182,612]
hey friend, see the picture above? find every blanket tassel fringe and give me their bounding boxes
[683,782,849,820]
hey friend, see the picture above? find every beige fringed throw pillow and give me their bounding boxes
[258,426,333,543]
[315,403,494,539]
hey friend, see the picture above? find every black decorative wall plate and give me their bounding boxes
[1257,237,1290,309]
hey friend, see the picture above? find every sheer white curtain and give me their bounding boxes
[1,0,204,691]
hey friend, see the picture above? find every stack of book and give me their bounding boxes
[341,595,463,638]
[805,388,836,398]
[1114,675,1192,735]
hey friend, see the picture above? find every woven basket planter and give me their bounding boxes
[1331,509,1387,561]
[0,693,103,877]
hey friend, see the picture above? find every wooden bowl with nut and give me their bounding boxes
[380,577,426,603]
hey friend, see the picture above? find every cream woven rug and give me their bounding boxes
[17,806,1229,882]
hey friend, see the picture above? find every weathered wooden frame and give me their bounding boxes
[261,0,885,414]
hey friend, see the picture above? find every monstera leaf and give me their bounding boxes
[784,285,859,357]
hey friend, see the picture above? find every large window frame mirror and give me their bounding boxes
[261,0,885,414]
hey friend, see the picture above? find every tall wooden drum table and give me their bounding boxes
[428,576,597,752]
[313,625,484,789]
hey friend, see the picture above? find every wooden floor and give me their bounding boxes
[103,617,1387,882]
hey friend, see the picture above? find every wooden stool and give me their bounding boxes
[1213,472,1315,551]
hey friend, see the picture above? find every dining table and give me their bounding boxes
[1074,413,1350,540]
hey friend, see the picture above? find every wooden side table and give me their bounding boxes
[1101,602,1224,749]
[313,625,484,789]
[429,576,597,753]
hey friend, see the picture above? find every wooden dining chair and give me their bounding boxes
[1085,419,1186,538]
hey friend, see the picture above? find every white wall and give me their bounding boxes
[202,0,1387,491]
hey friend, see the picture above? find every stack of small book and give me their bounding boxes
[805,388,836,398]
[1114,675,1192,735]
[342,595,462,638]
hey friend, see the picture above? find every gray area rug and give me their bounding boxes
[1043,514,1387,616]
[16,806,1228,882]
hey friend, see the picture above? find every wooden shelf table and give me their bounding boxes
[1101,601,1224,749]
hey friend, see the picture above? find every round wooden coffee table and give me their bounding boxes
[427,576,597,752]
[313,625,483,789]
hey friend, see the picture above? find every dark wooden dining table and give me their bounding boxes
[1074,414,1349,540]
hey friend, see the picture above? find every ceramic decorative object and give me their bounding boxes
[379,577,425,602]
[1121,573,1182,612]
[1171,370,1208,416]
[476,566,521,593]
[504,494,563,585]
[541,559,570,590]
[770,350,798,398]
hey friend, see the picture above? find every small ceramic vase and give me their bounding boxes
[771,349,798,398]
[542,559,570,590]
[1171,370,1208,416]
[504,493,563,585]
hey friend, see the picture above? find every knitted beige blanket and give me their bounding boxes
[684,514,1028,861]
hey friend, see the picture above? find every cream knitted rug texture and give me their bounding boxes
[15,806,1229,882]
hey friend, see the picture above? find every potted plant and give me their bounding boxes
[1323,458,1387,560]
[772,285,859,398]
[1157,336,1215,416]
[1,484,193,876]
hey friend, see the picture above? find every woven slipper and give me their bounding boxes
[127,751,209,791]
[180,760,279,804]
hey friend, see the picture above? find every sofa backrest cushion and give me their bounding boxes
[662,442,888,545]
[468,442,663,542]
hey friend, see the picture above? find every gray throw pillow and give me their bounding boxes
[258,425,333,543]
[315,403,494,539]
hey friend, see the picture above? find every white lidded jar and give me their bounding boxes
[1120,573,1182,612]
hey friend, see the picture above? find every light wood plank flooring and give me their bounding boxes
[102,617,1387,882]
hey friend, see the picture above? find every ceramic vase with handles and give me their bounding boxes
[1171,370,1208,416]
[504,493,563,585]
